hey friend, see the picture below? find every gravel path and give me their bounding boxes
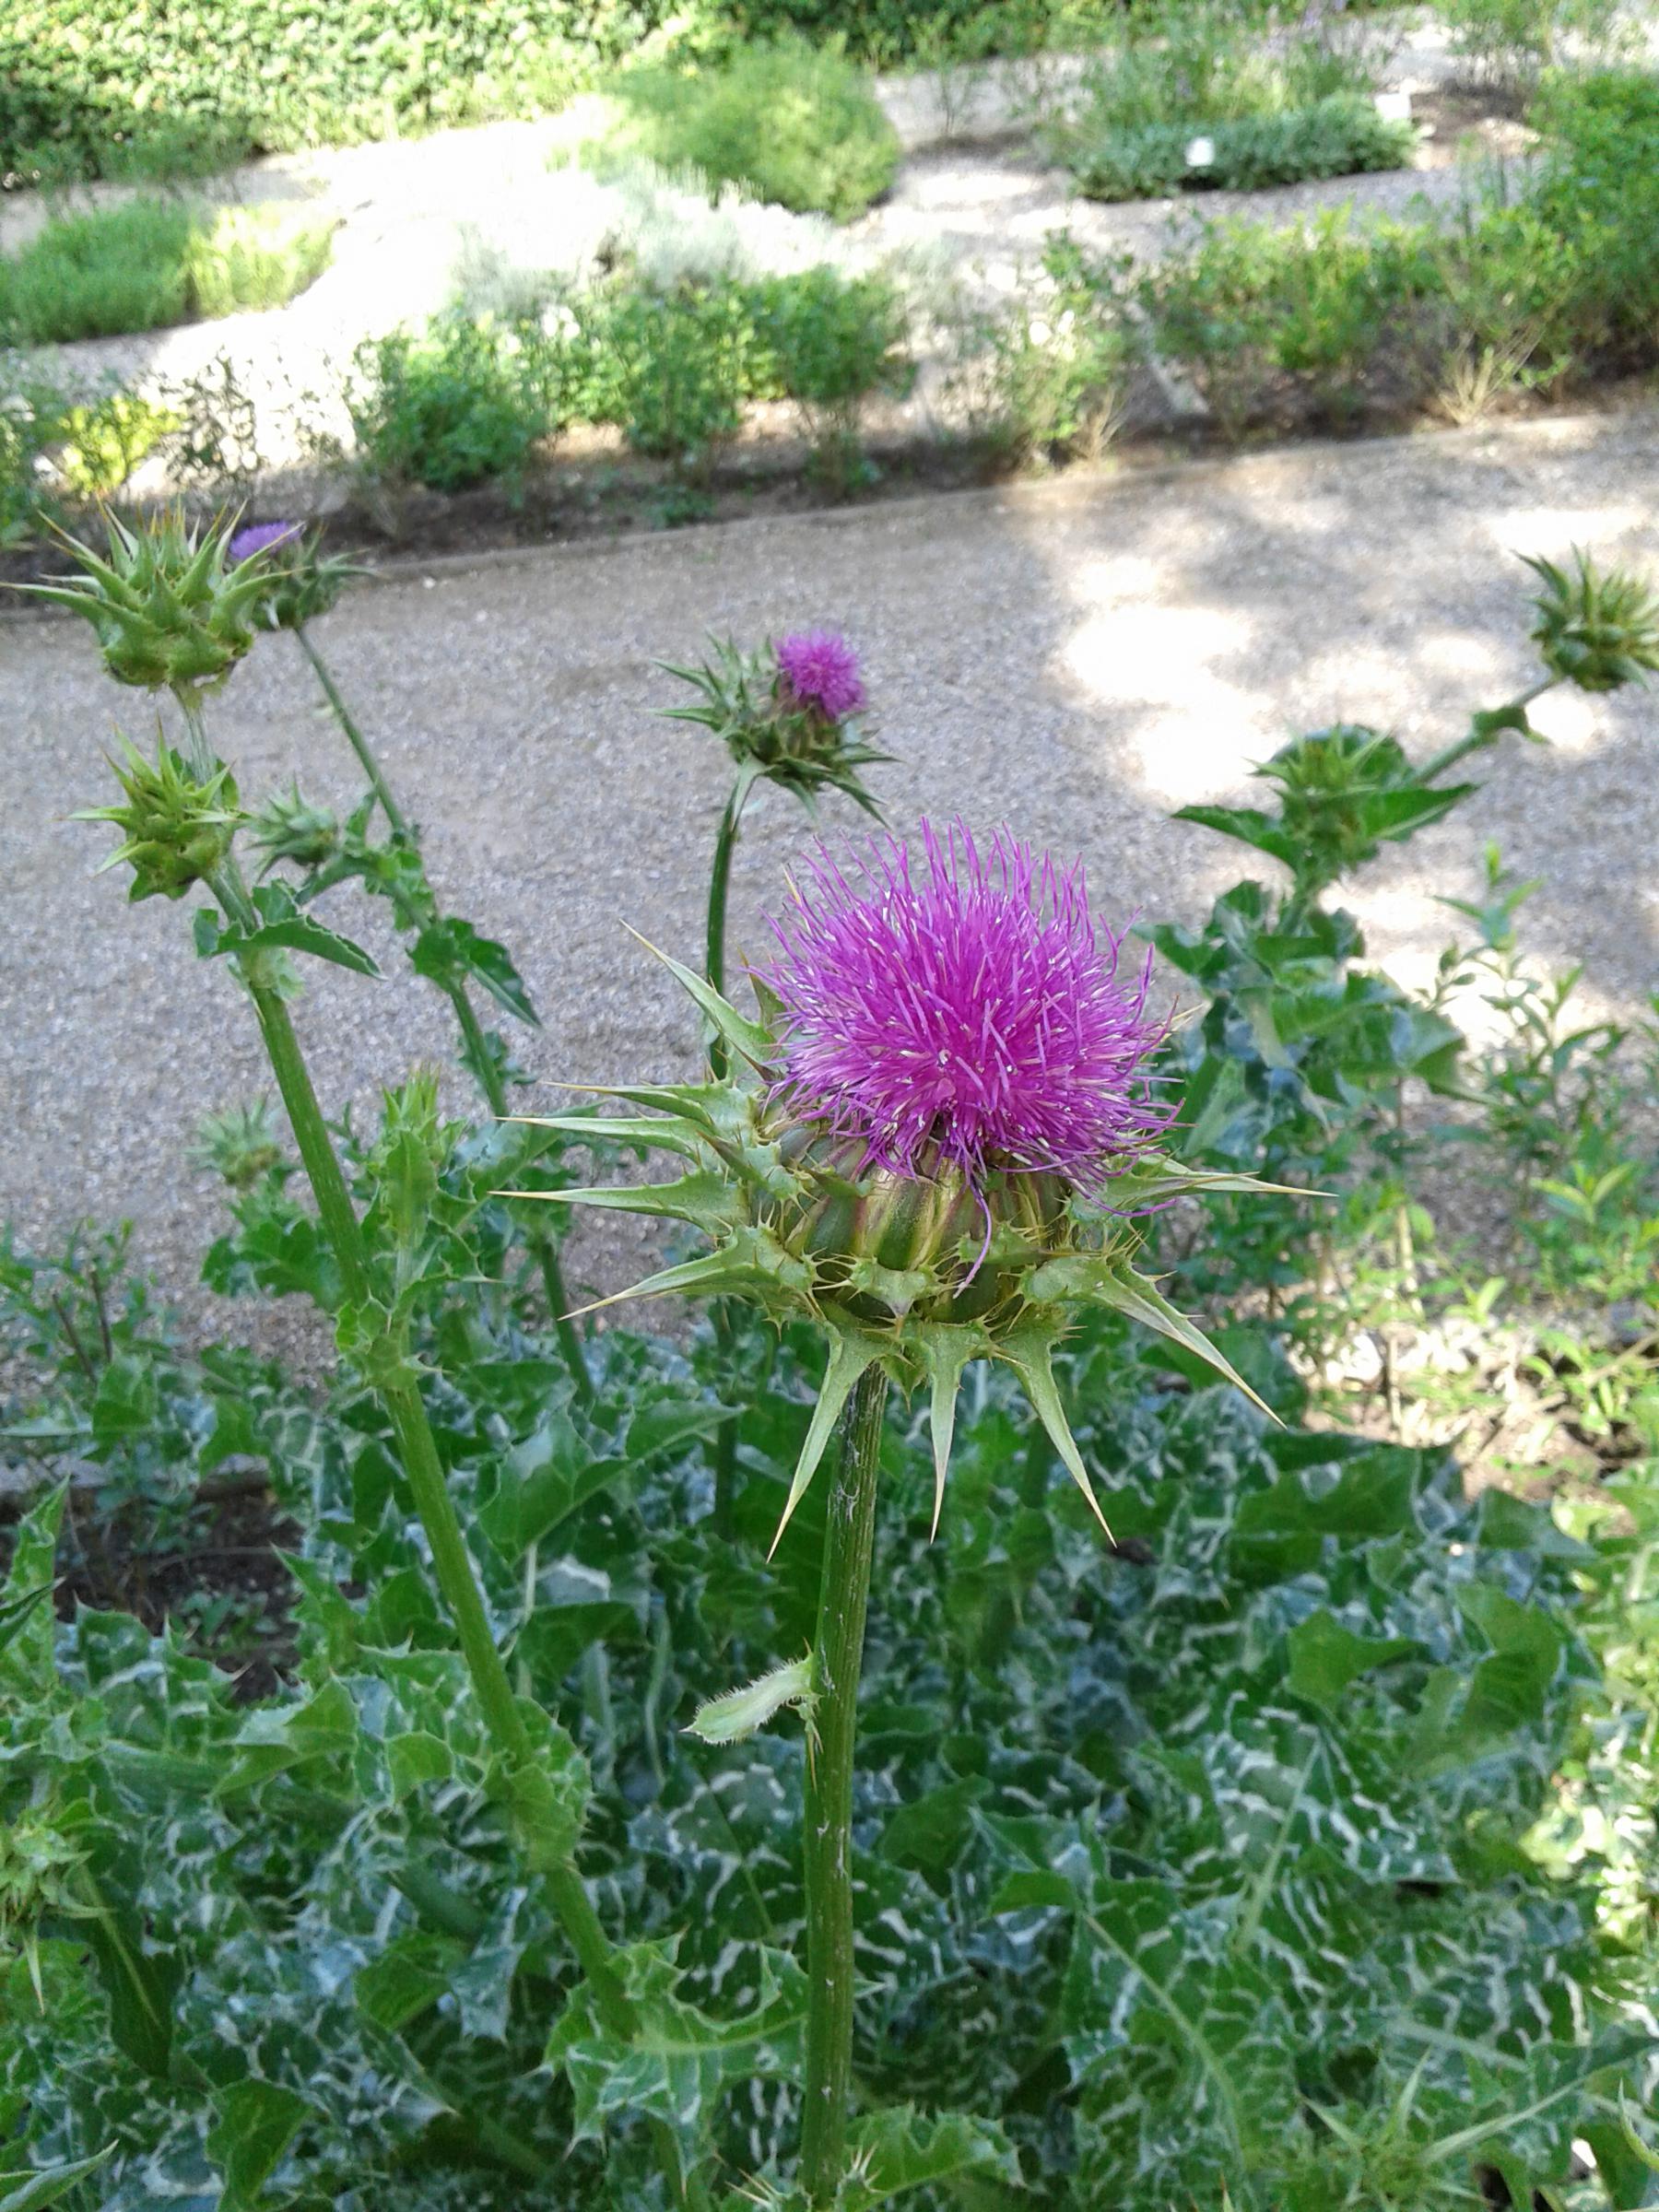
[5,406,1657,1343]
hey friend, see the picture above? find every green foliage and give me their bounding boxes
[0,377,70,547]
[951,234,1135,468]
[577,39,900,221]
[52,394,181,500]
[1065,95,1416,202]
[345,320,548,499]
[1527,68,1659,365]
[723,0,1114,68]
[344,267,908,499]
[1137,210,1420,431]
[748,266,911,486]
[0,198,334,347]
[1439,0,1623,92]
[1034,68,1659,445]
[0,0,631,186]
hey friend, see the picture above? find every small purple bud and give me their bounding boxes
[228,521,302,565]
[774,629,866,722]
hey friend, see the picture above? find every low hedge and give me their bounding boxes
[0,0,664,182]
[1066,94,1418,203]
[0,0,1123,182]
[576,40,900,220]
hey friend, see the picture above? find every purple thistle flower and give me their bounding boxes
[774,629,866,722]
[227,521,302,565]
[762,820,1172,1197]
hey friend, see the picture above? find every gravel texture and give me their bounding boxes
[5,405,1658,1344]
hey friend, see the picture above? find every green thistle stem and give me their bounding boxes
[800,1362,888,2206]
[704,766,759,1080]
[297,623,409,837]
[1418,677,1557,784]
[292,632,591,1400]
[204,863,637,2057]
[705,765,759,1528]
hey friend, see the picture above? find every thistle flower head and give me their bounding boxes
[248,781,342,873]
[659,631,886,815]
[764,823,1171,1197]
[228,522,302,563]
[191,1099,288,1191]
[775,629,865,721]
[508,823,1280,1548]
[1525,547,1659,694]
[74,733,241,902]
[26,509,274,693]
[229,518,353,630]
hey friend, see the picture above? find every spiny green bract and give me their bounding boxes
[507,941,1282,1549]
[25,510,282,693]
[1525,547,1659,694]
[74,735,241,901]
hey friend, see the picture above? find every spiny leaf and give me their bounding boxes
[500,1172,743,1234]
[996,1318,1111,1536]
[916,1325,982,1539]
[505,1112,707,1159]
[623,925,776,1069]
[1034,1253,1277,1420]
[687,1655,815,1745]
[770,1324,888,1558]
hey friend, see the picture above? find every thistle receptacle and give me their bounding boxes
[659,629,888,818]
[511,819,1281,1546]
[1524,547,1659,695]
[25,510,288,697]
[73,734,241,902]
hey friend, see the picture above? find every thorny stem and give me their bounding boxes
[706,767,759,1527]
[800,1363,889,2206]
[200,862,650,2091]
[296,624,409,837]
[704,767,758,1080]
[1418,677,1558,784]
[291,631,592,1400]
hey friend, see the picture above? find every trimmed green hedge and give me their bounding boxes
[577,39,900,220]
[1067,94,1418,203]
[0,0,664,182]
[0,0,1126,182]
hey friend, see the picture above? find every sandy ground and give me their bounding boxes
[4,405,1657,1348]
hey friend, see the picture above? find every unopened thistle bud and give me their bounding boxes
[75,734,241,901]
[228,520,354,630]
[659,629,887,813]
[248,781,342,873]
[192,1099,288,1190]
[29,510,278,694]
[1524,548,1659,694]
[509,821,1278,1547]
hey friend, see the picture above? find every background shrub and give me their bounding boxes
[0,198,335,347]
[341,265,907,499]
[0,0,653,184]
[1065,95,1418,202]
[1526,68,1659,365]
[749,265,911,482]
[1137,211,1419,431]
[577,39,900,221]
[1439,0,1623,94]
[344,318,549,497]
